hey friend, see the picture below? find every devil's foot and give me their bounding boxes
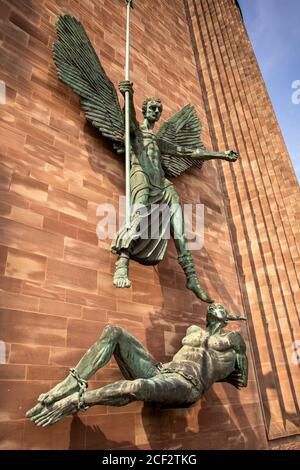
[29,394,79,427]
[36,375,79,406]
[26,402,44,419]
[187,278,214,304]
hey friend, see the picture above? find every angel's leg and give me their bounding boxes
[114,250,131,288]
[169,195,213,304]
[27,325,158,414]
[112,173,150,288]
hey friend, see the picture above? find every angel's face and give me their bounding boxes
[145,100,162,124]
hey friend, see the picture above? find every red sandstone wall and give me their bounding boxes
[0,0,266,449]
[186,0,300,441]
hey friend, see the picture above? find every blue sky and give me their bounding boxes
[239,0,300,182]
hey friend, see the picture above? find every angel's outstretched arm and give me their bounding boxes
[176,147,239,163]
[193,148,239,163]
[119,80,139,132]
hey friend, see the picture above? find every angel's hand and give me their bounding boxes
[224,150,239,162]
[119,80,134,97]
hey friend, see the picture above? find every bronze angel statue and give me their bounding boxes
[53,16,239,304]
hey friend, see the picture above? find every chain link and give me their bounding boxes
[69,368,89,412]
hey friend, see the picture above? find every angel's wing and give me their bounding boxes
[53,15,124,153]
[156,105,205,177]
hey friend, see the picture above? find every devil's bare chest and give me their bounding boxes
[182,328,231,352]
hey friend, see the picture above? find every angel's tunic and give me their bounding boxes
[111,125,181,265]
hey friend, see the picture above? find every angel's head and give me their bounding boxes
[142,98,163,124]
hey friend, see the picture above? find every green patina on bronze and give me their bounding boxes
[26,304,248,426]
[53,15,239,303]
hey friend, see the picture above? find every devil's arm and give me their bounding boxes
[227,331,248,388]
[236,353,248,388]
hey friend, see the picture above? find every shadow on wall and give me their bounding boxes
[69,416,140,450]
[262,371,300,436]
[86,122,124,188]
[221,166,300,438]
[67,389,261,450]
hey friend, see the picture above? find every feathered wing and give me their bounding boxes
[53,15,124,153]
[156,105,205,177]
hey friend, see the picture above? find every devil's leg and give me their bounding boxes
[30,374,200,427]
[27,325,158,415]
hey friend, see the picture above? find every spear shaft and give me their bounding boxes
[125,0,133,229]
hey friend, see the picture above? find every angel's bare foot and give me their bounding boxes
[113,253,131,289]
[187,277,214,304]
[29,393,79,427]
[114,275,132,288]
[37,374,79,406]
